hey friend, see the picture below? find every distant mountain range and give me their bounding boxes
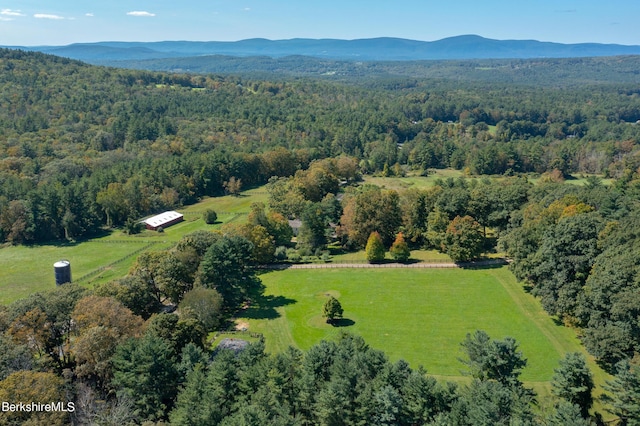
[6,35,640,63]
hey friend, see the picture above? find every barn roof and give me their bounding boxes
[143,211,183,228]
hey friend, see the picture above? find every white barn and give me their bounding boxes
[143,211,184,231]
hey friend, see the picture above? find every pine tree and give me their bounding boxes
[602,360,640,424]
[551,352,594,418]
[112,334,178,421]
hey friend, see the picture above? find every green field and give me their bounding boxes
[363,169,464,191]
[239,267,609,389]
[0,240,152,304]
[364,169,612,191]
[0,188,268,304]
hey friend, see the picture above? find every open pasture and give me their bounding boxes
[0,239,153,304]
[364,169,612,192]
[0,187,267,304]
[241,266,602,385]
[363,169,464,191]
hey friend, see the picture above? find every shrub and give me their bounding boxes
[286,248,301,263]
[124,218,143,235]
[274,246,288,261]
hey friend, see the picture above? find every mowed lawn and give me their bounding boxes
[242,266,597,385]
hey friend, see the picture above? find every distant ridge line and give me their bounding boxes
[5,35,640,62]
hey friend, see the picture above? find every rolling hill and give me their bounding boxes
[6,34,640,63]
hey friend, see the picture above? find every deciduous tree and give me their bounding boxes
[0,371,68,426]
[441,215,484,262]
[322,296,344,324]
[179,287,224,331]
[339,185,402,248]
[203,208,218,224]
[224,176,242,196]
[94,276,162,320]
[71,295,144,387]
[389,232,410,262]
[365,231,385,263]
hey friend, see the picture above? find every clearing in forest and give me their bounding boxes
[240,266,605,387]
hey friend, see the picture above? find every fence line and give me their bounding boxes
[73,242,159,283]
[181,211,249,216]
[212,330,264,340]
[258,258,507,270]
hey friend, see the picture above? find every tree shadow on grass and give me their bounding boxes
[241,294,297,320]
[329,318,355,327]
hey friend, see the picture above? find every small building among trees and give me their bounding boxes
[143,211,184,231]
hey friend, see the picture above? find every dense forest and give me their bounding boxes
[1,48,640,244]
[2,48,640,424]
[105,54,640,87]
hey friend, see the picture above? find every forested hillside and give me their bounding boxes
[3,48,640,424]
[107,54,640,87]
[2,48,640,244]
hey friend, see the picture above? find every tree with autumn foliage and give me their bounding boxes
[389,232,411,262]
[70,295,145,389]
[223,176,242,196]
[0,371,69,426]
[339,185,402,248]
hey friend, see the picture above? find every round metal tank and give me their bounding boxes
[54,260,72,286]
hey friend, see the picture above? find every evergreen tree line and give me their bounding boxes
[499,176,640,372]
[0,275,621,426]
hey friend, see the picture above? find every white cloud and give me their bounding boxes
[243,7,251,11]
[1,8,25,17]
[34,13,65,20]
[85,13,94,17]
[126,11,156,17]
[1,9,23,16]
[0,16,12,21]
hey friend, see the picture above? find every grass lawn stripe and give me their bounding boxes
[491,266,612,413]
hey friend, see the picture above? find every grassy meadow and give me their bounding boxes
[364,169,613,191]
[0,188,268,304]
[239,266,610,400]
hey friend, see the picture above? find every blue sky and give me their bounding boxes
[1,0,639,46]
